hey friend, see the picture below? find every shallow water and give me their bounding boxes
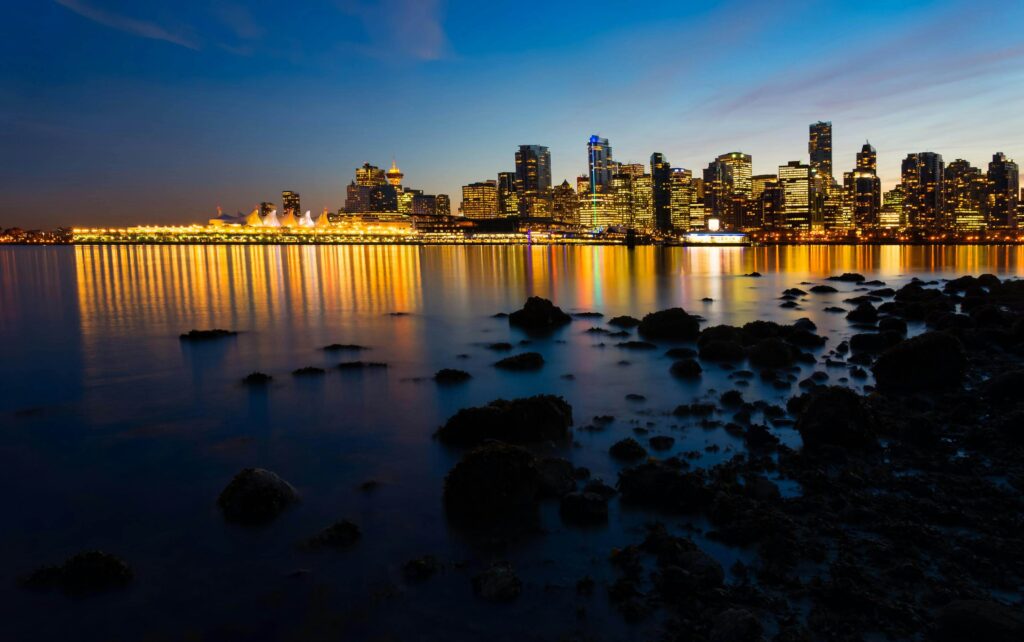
[1,244,1022,640]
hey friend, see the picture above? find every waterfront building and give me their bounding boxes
[552,180,579,225]
[758,180,784,229]
[435,194,451,217]
[356,162,386,187]
[461,180,498,219]
[260,202,277,218]
[631,173,654,230]
[778,161,816,231]
[987,152,1020,229]
[880,185,906,228]
[651,153,673,233]
[856,141,877,171]
[901,152,945,230]
[809,121,833,182]
[609,174,633,227]
[515,145,552,217]
[587,136,614,193]
[386,160,404,188]
[751,174,775,200]
[717,152,752,195]
[497,171,519,217]
[282,191,300,218]
[668,168,694,231]
[944,159,988,231]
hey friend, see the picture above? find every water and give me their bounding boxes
[1,244,1022,640]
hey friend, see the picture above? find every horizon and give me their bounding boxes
[3,0,1024,228]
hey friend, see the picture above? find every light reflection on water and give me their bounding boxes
[0,244,1022,641]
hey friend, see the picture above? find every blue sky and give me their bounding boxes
[3,0,1023,227]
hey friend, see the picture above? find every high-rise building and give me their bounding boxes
[651,153,672,232]
[778,161,815,231]
[355,162,386,187]
[497,171,519,218]
[809,121,833,181]
[943,159,988,231]
[587,136,614,193]
[856,142,877,171]
[385,160,404,188]
[631,173,653,230]
[260,202,277,218]
[880,185,906,228]
[987,152,1020,229]
[435,194,451,217]
[751,174,776,199]
[846,169,881,228]
[758,180,784,230]
[668,168,694,231]
[515,145,552,217]
[716,152,752,195]
[609,174,633,228]
[460,180,498,219]
[552,180,578,225]
[901,152,944,230]
[410,193,437,216]
[281,191,300,217]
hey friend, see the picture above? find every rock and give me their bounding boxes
[472,562,522,602]
[572,311,603,318]
[670,358,703,378]
[749,338,795,369]
[21,551,133,595]
[337,361,387,370]
[583,479,617,498]
[846,301,879,323]
[673,402,715,417]
[743,271,762,277]
[878,316,907,334]
[434,368,471,383]
[665,347,698,359]
[657,549,725,592]
[702,297,714,302]
[436,395,572,446]
[699,340,746,362]
[560,492,609,524]
[982,370,1024,404]
[873,331,967,391]
[321,343,367,351]
[850,331,903,353]
[608,315,641,328]
[638,308,701,341]
[180,328,236,341]
[292,366,325,376]
[809,285,838,293]
[508,296,571,330]
[610,438,647,461]
[785,328,827,347]
[486,342,513,351]
[935,600,1024,642]
[711,608,764,642]
[494,352,544,371]
[443,443,541,524]
[720,390,744,406]
[217,468,299,525]
[978,273,1002,288]
[618,461,710,512]
[649,435,675,451]
[795,386,878,450]
[625,393,646,401]
[783,288,808,296]
[824,306,846,313]
[305,519,361,549]
[537,457,576,497]
[242,372,272,385]
[793,317,817,332]
[616,340,657,350]
[403,555,441,581]
[827,272,866,283]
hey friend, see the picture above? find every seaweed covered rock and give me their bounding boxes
[846,301,879,323]
[638,308,701,341]
[21,551,133,595]
[795,386,878,450]
[443,443,541,524]
[508,296,571,330]
[436,395,572,445]
[536,456,576,498]
[494,352,544,371]
[872,332,967,391]
[217,468,299,525]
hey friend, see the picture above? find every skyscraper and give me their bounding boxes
[845,143,880,228]
[435,194,451,217]
[944,159,987,231]
[355,162,386,187]
[281,191,300,218]
[669,168,694,231]
[461,181,498,219]
[651,153,672,233]
[587,136,614,193]
[809,121,833,181]
[987,152,1020,229]
[497,171,519,217]
[716,152,752,195]
[779,161,814,231]
[856,142,877,171]
[515,145,552,217]
[552,180,578,225]
[385,160,404,188]
[901,152,945,229]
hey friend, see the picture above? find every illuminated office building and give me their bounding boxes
[901,152,944,230]
[651,153,673,232]
[355,162,386,187]
[717,152,752,195]
[758,180,784,229]
[514,145,552,217]
[751,174,776,199]
[552,180,579,224]
[587,136,614,192]
[259,202,277,218]
[856,142,877,171]
[809,121,833,181]
[987,152,1020,228]
[282,191,300,218]
[609,174,633,227]
[668,168,694,231]
[435,194,451,217]
[944,159,988,231]
[631,173,653,230]
[497,171,519,218]
[460,180,498,219]
[778,161,816,231]
[880,185,906,228]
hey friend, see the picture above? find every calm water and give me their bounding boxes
[1,244,1022,641]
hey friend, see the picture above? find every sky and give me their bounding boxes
[3,0,1024,228]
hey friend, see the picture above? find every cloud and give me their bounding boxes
[337,0,450,61]
[54,0,199,50]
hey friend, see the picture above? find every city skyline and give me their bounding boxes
[4,1,1024,227]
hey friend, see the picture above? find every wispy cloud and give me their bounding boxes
[336,0,450,61]
[54,0,199,50]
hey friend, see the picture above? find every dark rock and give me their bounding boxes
[560,492,609,524]
[337,361,387,370]
[616,340,657,350]
[403,555,440,581]
[827,272,865,283]
[21,551,133,595]
[793,317,817,331]
[878,316,908,334]
[978,273,1001,288]
[873,331,967,391]
[749,338,795,368]
[673,402,715,417]
[434,368,471,383]
[218,468,299,525]
[443,443,541,524]
[494,352,544,371]
[486,342,513,351]
[472,562,521,602]
[618,461,709,512]
[305,519,361,549]
[572,311,603,318]
[638,308,701,341]
[702,297,714,302]
[711,608,764,642]
[795,386,878,450]
[436,395,572,446]
[743,272,762,277]
[508,296,571,330]
[584,326,610,334]
[720,390,744,406]
[850,331,903,353]
[779,301,799,309]
[610,438,647,461]
[982,370,1024,404]
[242,372,272,385]
[783,288,808,296]
[665,347,697,359]
[846,301,879,323]
[649,435,675,451]
[608,315,641,328]
[785,328,827,348]
[536,457,576,498]
[292,366,325,376]
[625,393,646,401]
[180,329,236,341]
[809,284,838,293]
[699,339,746,362]
[583,479,617,498]
[823,306,846,313]
[935,600,1024,642]
[321,343,367,351]
[670,358,703,378]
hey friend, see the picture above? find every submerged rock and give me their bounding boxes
[827,272,866,283]
[321,343,367,351]
[337,361,387,370]
[872,331,967,391]
[711,608,764,642]
[794,386,878,450]
[180,328,236,341]
[21,551,133,595]
[699,339,746,362]
[846,301,879,323]
[608,315,641,328]
[436,395,572,445]
[494,352,544,371]
[809,284,838,293]
[638,308,701,341]
[305,519,361,549]
[292,366,326,376]
[434,368,471,383]
[242,372,272,385]
[536,456,576,498]
[616,340,658,350]
[748,337,795,368]
[486,342,513,351]
[217,468,299,525]
[508,296,571,330]
[610,438,647,461]
[443,443,541,524]
[472,562,522,602]
[670,358,703,379]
